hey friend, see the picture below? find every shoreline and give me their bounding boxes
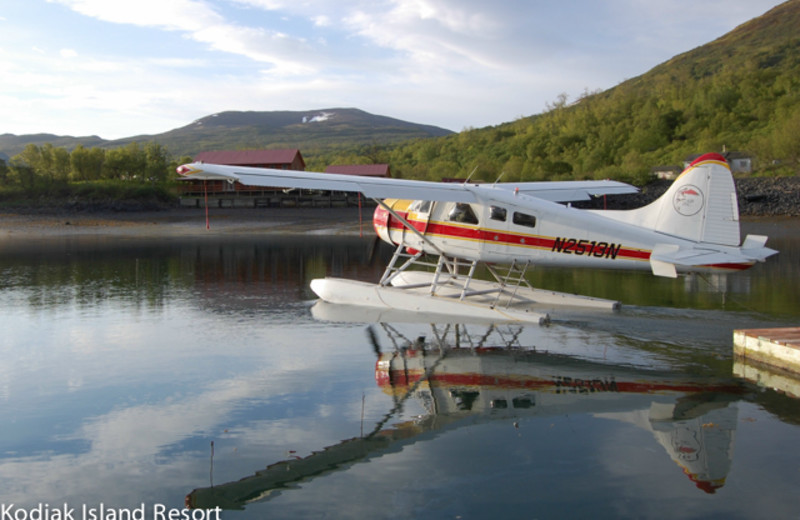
[0,205,795,241]
[0,206,370,239]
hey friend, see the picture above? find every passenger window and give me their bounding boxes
[513,212,537,228]
[448,203,479,225]
[490,206,507,221]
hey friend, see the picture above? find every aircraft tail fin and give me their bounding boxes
[615,153,741,246]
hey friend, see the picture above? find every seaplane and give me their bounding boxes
[177,152,777,324]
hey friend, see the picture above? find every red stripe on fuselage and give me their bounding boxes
[375,211,650,262]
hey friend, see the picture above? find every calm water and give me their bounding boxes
[1,219,798,519]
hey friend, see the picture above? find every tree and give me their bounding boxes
[70,145,105,181]
[52,146,71,183]
[104,142,146,180]
[12,144,48,188]
[144,142,170,183]
[12,143,71,185]
[8,157,37,191]
[0,158,8,184]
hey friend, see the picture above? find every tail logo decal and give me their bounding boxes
[673,185,704,216]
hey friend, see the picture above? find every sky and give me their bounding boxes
[0,0,786,140]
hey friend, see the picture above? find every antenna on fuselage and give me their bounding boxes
[463,166,479,184]
[493,171,506,186]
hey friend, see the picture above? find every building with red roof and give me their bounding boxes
[194,149,305,170]
[180,150,387,208]
[181,149,306,202]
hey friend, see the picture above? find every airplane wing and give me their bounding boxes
[177,163,638,203]
[178,163,476,202]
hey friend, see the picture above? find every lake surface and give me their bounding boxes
[1,218,798,519]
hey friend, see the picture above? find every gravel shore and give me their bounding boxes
[0,206,369,239]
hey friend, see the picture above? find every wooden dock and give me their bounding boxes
[733,327,800,375]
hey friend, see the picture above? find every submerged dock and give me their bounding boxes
[733,327,800,375]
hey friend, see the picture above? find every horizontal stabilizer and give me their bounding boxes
[650,239,778,277]
[740,234,778,262]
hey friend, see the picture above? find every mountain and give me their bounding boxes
[130,108,454,158]
[0,108,453,160]
[0,133,107,158]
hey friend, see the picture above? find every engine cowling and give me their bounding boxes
[373,199,412,246]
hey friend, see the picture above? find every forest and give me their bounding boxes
[0,141,189,207]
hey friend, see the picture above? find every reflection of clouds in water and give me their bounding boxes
[0,339,370,506]
[0,297,373,506]
[4,301,338,398]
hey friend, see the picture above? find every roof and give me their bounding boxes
[195,149,304,167]
[324,164,391,178]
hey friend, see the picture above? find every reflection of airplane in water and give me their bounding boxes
[186,324,745,510]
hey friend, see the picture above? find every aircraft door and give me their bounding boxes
[482,204,511,261]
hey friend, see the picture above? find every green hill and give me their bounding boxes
[377,0,800,183]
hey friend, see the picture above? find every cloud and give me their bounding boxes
[3,0,786,138]
[51,0,317,74]
[312,15,331,27]
[49,0,223,31]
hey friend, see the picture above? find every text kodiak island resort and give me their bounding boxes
[1,503,222,520]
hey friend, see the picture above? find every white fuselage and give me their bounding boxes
[373,188,750,275]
